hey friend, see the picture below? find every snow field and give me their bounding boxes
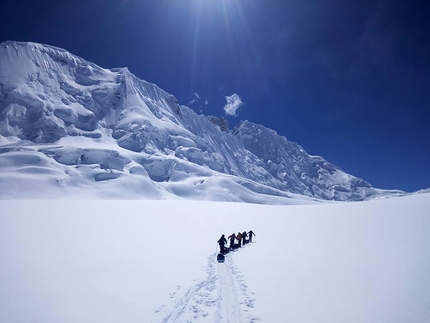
[1,194,430,322]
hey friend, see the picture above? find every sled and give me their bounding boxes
[217,253,225,263]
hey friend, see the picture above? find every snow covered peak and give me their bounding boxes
[1,41,83,64]
[0,41,406,201]
[232,120,378,200]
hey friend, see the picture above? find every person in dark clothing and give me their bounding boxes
[217,234,227,254]
[236,232,242,247]
[242,231,248,245]
[228,233,236,250]
[248,230,256,242]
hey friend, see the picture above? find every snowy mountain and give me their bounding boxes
[0,41,405,201]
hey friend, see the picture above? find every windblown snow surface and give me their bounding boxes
[1,193,430,323]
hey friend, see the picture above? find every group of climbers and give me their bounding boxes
[217,230,256,255]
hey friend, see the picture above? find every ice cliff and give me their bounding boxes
[0,41,404,201]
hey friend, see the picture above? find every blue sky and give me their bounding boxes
[1,0,429,192]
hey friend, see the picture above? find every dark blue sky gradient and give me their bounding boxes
[1,0,429,191]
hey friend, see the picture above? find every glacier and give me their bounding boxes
[0,41,405,201]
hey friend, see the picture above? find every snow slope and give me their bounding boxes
[1,193,429,323]
[0,41,407,202]
[2,41,427,322]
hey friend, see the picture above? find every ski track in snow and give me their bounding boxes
[159,246,260,323]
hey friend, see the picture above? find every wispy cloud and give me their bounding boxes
[189,92,209,114]
[224,93,243,116]
[189,92,201,105]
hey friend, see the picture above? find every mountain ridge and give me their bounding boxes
[0,41,406,202]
